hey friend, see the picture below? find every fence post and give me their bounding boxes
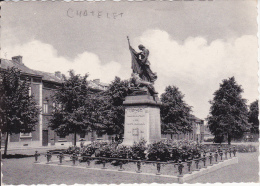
[229,147,232,158]
[214,151,218,164]
[156,158,161,175]
[71,153,78,166]
[233,146,236,157]
[219,150,223,162]
[203,150,207,157]
[118,155,124,171]
[102,155,107,169]
[202,154,207,168]
[45,151,52,164]
[218,146,221,153]
[187,157,192,174]
[57,152,64,165]
[195,158,200,171]
[86,156,91,168]
[136,157,142,173]
[34,151,40,163]
[224,149,228,159]
[209,152,213,166]
[177,160,184,177]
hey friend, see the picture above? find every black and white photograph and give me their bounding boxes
[0,0,259,184]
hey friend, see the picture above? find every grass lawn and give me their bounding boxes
[2,150,259,184]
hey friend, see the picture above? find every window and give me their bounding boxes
[196,124,200,134]
[29,87,31,96]
[59,134,66,138]
[53,102,62,109]
[52,102,56,111]
[43,101,48,113]
[80,132,86,138]
[20,132,32,138]
[97,132,103,138]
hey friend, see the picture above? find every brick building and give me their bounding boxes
[162,115,205,143]
[1,56,205,148]
[0,56,109,148]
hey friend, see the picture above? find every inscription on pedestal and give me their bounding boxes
[124,107,148,143]
[123,95,161,145]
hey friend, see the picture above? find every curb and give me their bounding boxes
[35,157,239,183]
[179,157,238,183]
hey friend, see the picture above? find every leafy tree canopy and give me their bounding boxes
[49,70,93,144]
[207,77,250,144]
[248,100,259,133]
[160,85,193,134]
[97,77,130,135]
[0,67,40,155]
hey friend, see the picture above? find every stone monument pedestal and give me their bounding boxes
[122,92,161,146]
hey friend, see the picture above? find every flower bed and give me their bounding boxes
[63,139,204,162]
[40,139,243,177]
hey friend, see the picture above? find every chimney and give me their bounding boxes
[93,79,100,84]
[55,71,62,79]
[12,56,23,64]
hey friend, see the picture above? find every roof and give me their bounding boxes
[88,80,108,91]
[189,114,204,123]
[0,58,62,83]
[0,58,108,91]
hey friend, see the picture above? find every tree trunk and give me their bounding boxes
[227,134,231,145]
[74,131,76,147]
[4,131,9,156]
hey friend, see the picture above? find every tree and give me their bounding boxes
[248,100,259,134]
[160,85,193,134]
[97,77,129,135]
[0,67,40,156]
[207,77,250,145]
[49,70,92,146]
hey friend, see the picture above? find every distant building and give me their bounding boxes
[203,124,214,142]
[0,56,110,148]
[161,115,205,142]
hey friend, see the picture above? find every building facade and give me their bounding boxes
[1,56,205,148]
[1,56,110,148]
[161,115,205,143]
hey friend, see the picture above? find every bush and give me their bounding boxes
[111,145,132,159]
[165,140,202,161]
[214,135,225,143]
[95,143,116,158]
[147,141,171,161]
[63,139,258,163]
[235,144,257,153]
[2,154,34,159]
[146,140,203,162]
[64,146,81,154]
[80,145,96,156]
[90,141,109,149]
[130,138,147,160]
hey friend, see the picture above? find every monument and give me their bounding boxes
[122,37,161,145]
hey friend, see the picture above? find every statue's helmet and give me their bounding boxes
[138,44,145,50]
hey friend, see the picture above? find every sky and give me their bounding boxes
[1,0,258,120]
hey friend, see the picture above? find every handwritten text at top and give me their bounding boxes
[67,8,123,19]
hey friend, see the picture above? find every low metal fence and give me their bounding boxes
[34,146,237,177]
